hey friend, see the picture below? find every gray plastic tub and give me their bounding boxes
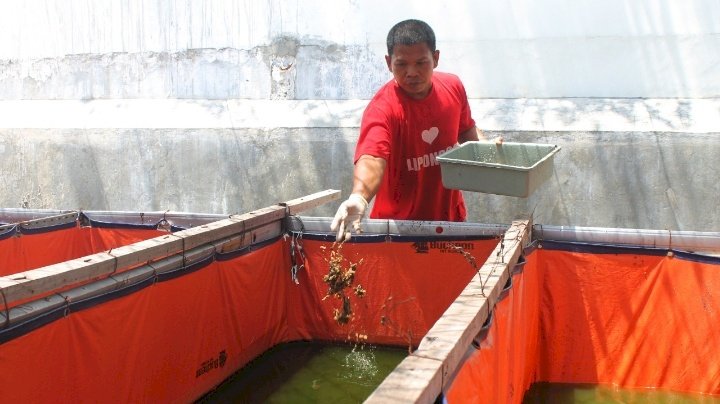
[437,141,560,197]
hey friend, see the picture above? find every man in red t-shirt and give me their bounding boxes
[331,19,501,241]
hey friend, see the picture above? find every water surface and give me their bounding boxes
[198,341,407,403]
[523,382,720,403]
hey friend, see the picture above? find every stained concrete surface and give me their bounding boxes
[2,1,719,99]
[0,98,718,232]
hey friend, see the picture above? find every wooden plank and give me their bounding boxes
[364,355,444,403]
[212,221,282,254]
[0,190,339,307]
[177,206,287,251]
[367,220,530,403]
[1,252,117,305]
[421,219,529,355]
[108,234,184,270]
[280,189,341,215]
[0,278,21,294]
[0,211,79,233]
[163,189,338,251]
[230,205,289,231]
[18,212,78,230]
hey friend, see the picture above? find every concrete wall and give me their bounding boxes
[1,98,718,232]
[0,1,719,232]
[2,0,719,99]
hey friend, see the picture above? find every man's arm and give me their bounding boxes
[351,154,387,202]
[330,154,387,241]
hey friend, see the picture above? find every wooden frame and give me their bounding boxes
[0,190,340,307]
[365,220,531,403]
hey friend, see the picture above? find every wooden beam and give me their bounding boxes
[176,205,287,251]
[108,234,184,271]
[366,220,530,403]
[2,252,118,304]
[0,190,339,307]
[0,211,78,233]
[18,212,79,230]
[363,356,444,403]
[279,189,341,215]
[212,221,282,254]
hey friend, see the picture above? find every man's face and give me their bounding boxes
[385,42,439,100]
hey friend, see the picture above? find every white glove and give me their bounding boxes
[330,193,369,242]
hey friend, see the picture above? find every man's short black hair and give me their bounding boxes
[386,19,436,56]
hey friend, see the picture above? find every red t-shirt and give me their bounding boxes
[355,72,475,221]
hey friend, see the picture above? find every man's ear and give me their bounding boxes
[385,55,392,71]
[433,50,440,68]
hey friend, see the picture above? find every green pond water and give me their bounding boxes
[522,383,720,404]
[197,341,408,404]
[196,341,719,404]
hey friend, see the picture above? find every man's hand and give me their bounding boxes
[330,193,369,242]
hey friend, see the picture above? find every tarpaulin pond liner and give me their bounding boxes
[363,226,720,403]
[1,194,719,403]
[441,240,720,403]
[0,191,502,403]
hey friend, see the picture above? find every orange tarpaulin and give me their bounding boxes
[286,238,499,347]
[0,227,497,403]
[447,244,720,403]
[3,222,719,403]
[0,240,292,403]
[0,224,165,276]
